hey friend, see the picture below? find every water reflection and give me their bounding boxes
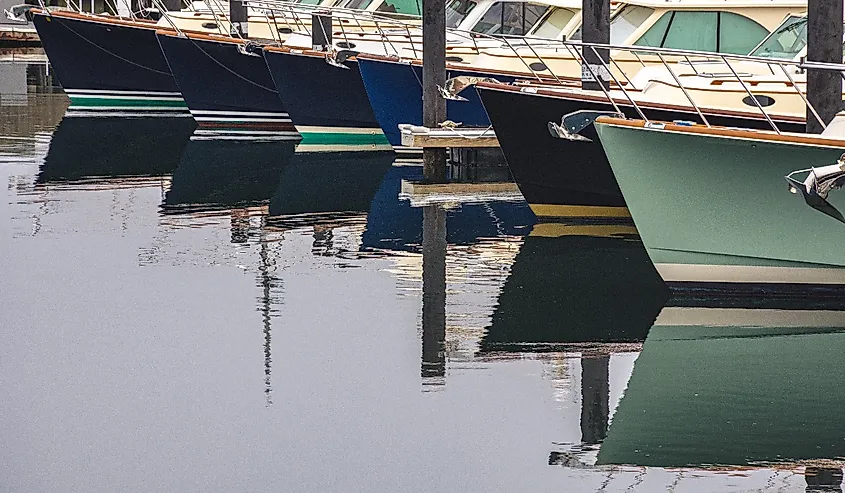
[37,116,194,187]
[481,230,668,353]
[11,89,845,490]
[421,204,447,386]
[599,299,845,477]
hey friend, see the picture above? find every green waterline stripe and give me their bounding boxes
[68,97,188,108]
[298,131,390,146]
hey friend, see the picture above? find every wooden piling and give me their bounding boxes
[580,0,610,91]
[422,0,447,183]
[229,0,248,37]
[807,0,844,134]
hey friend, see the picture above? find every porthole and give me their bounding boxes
[277,27,293,34]
[202,22,218,29]
[336,41,356,49]
[529,61,548,72]
[445,56,463,62]
[742,95,776,107]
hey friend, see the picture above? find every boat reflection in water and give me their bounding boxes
[597,297,845,491]
[162,138,297,217]
[36,116,195,188]
[478,225,668,464]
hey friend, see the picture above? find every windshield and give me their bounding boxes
[445,0,477,28]
[568,5,653,43]
[470,1,550,36]
[750,15,807,59]
[530,7,577,39]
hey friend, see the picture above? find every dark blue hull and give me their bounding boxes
[263,48,391,150]
[157,32,299,140]
[32,11,187,115]
[357,57,514,147]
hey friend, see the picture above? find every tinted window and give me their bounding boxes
[445,0,476,28]
[376,0,421,15]
[471,1,550,36]
[718,13,769,54]
[634,11,671,47]
[662,11,717,52]
[342,0,374,9]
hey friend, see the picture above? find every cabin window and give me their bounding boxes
[635,11,770,55]
[376,0,421,15]
[445,0,477,28]
[750,15,807,58]
[297,0,321,4]
[530,7,576,39]
[718,13,769,54]
[342,0,374,9]
[470,1,550,36]
[609,5,653,45]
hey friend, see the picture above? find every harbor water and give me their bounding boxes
[3,56,845,492]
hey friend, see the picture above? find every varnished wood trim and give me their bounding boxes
[475,81,806,124]
[595,116,845,148]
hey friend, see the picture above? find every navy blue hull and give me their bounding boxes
[32,12,187,114]
[157,32,299,139]
[263,49,391,149]
[357,57,514,146]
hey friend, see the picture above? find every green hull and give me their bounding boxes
[597,306,845,468]
[595,123,845,284]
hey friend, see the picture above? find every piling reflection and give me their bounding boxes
[421,204,447,386]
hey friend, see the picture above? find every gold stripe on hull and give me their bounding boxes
[529,204,632,219]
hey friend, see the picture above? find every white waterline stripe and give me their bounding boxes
[65,89,182,96]
[656,263,845,285]
[65,111,193,118]
[194,117,293,123]
[69,95,185,101]
[190,110,290,117]
[66,106,189,112]
[296,125,385,135]
[194,129,299,135]
[190,135,301,141]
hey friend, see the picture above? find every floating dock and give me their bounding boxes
[399,124,500,148]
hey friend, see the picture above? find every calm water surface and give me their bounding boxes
[2,59,845,492]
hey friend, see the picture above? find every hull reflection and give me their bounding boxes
[36,116,194,186]
[598,302,845,469]
[162,139,297,215]
[482,231,669,353]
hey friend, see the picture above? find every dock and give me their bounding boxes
[399,124,500,148]
[399,179,522,207]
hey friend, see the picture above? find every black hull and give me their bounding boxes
[157,33,299,138]
[477,86,806,221]
[37,116,195,184]
[263,49,391,149]
[32,12,186,114]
